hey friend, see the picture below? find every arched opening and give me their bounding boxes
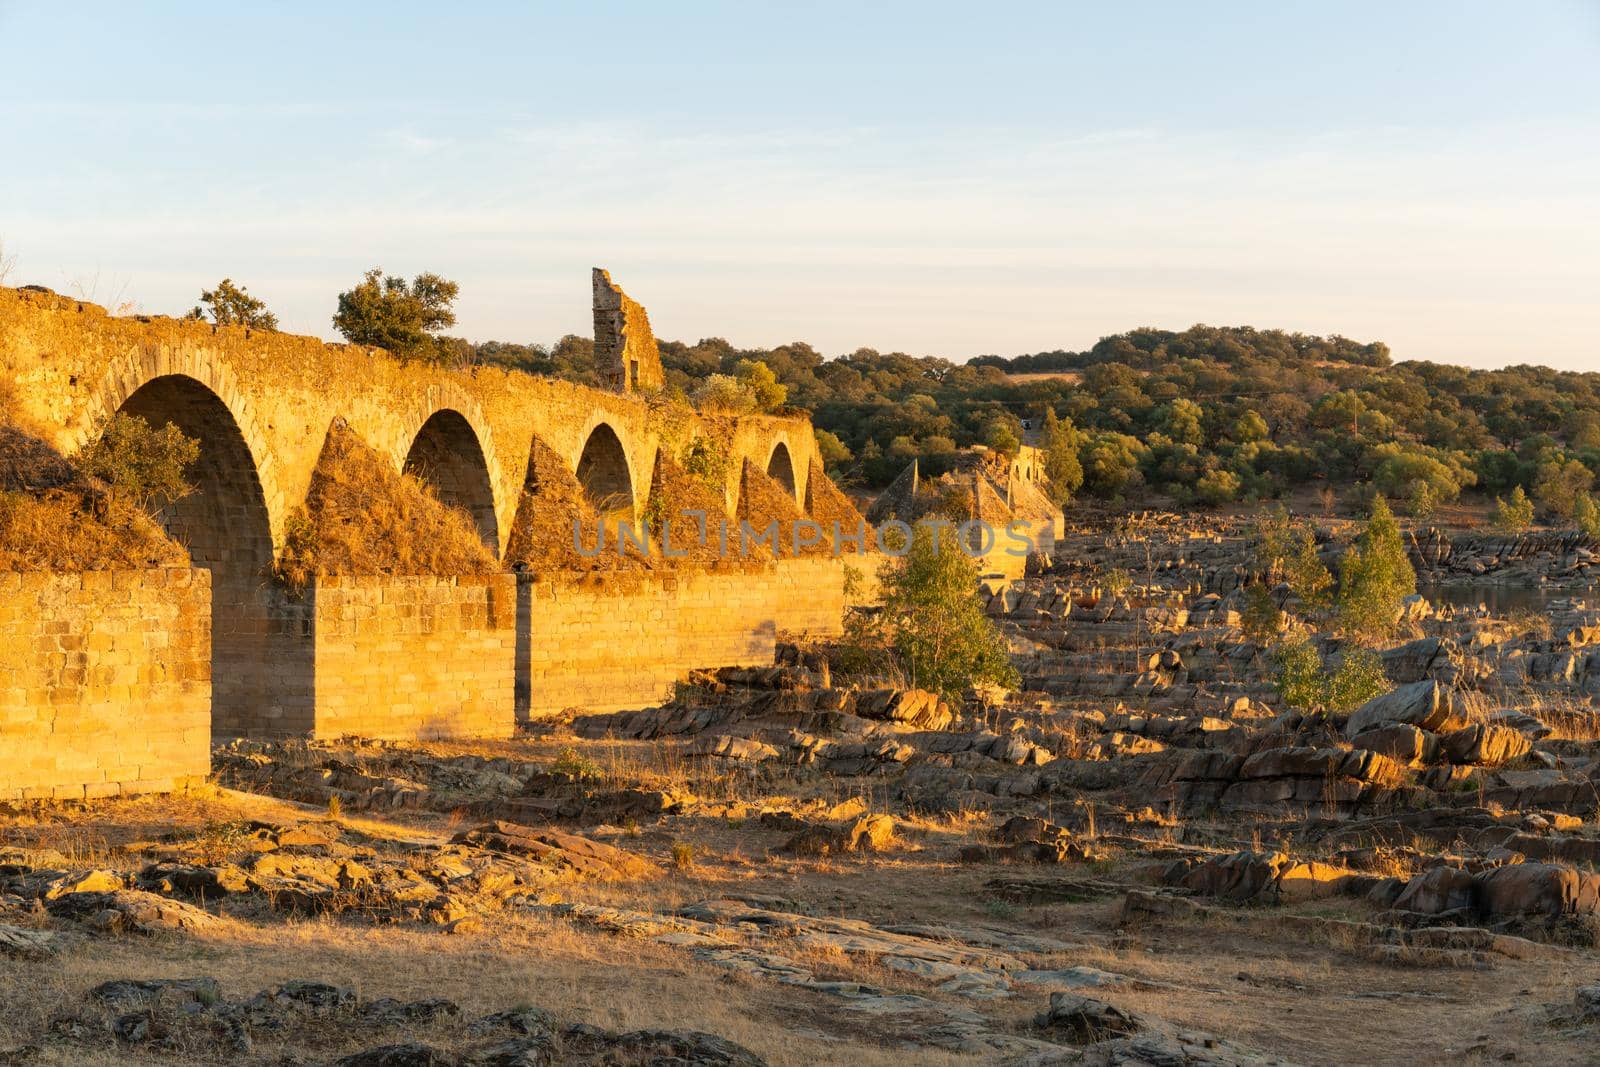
[402,409,499,551]
[114,375,289,739]
[766,441,797,500]
[576,422,634,523]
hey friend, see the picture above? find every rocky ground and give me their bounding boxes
[5,519,1600,1065]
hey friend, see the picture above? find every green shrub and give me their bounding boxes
[1274,640,1390,712]
[1274,640,1324,709]
[1491,486,1535,533]
[549,746,601,782]
[76,413,199,510]
[1336,496,1416,643]
[879,523,1019,704]
[1240,584,1283,643]
[1324,647,1389,712]
[1576,492,1600,539]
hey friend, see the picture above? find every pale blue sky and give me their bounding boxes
[3,1,1597,369]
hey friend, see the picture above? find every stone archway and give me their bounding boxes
[576,422,634,523]
[766,440,797,500]
[112,374,295,738]
[403,409,500,551]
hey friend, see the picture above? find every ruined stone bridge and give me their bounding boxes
[0,274,854,798]
[2,274,817,563]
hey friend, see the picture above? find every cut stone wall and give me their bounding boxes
[308,574,518,740]
[517,557,845,719]
[0,569,211,801]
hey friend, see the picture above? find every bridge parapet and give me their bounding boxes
[0,285,818,561]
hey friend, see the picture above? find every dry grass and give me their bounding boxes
[0,489,186,571]
[803,457,867,532]
[644,450,738,565]
[0,382,186,570]
[504,437,649,574]
[738,459,831,558]
[277,423,495,587]
[1524,694,1600,741]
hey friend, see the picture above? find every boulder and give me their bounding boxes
[855,689,952,730]
[687,735,779,762]
[1349,723,1430,765]
[1391,866,1477,915]
[1176,851,1288,902]
[46,890,219,934]
[1441,724,1531,767]
[783,814,896,856]
[846,814,896,852]
[332,1044,451,1067]
[1033,992,1140,1043]
[451,822,656,880]
[1478,863,1600,919]
[0,924,56,960]
[1345,681,1449,737]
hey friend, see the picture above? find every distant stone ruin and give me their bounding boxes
[592,268,664,394]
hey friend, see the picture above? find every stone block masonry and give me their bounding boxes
[0,568,211,801]
[518,557,846,720]
[309,574,518,740]
[0,558,847,795]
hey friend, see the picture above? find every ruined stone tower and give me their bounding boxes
[592,268,664,394]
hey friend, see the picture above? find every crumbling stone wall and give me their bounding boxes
[591,268,665,395]
[0,281,853,764]
[0,569,211,800]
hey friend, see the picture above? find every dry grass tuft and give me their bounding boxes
[504,436,648,574]
[0,380,185,570]
[277,423,495,587]
[803,458,866,532]
[0,489,186,571]
[738,459,830,557]
[644,450,737,565]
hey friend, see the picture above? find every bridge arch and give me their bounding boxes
[575,421,634,523]
[84,346,288,549]
[95,370,291,739]
[391,385,507,557]
[766,440,797,500]
[402,409,500,551]
[111,374,275,574]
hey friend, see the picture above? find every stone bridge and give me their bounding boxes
[1,282,816,563]
[0,277,842,765]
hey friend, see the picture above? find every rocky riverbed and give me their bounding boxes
[6,515,1600,1065]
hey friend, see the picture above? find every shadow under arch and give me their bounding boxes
[402,409,500,551]
[766,440,797,500]
[113,374,312,739]
[575,422,634,524]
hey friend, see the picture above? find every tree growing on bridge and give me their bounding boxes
[187,278,278,330]
[1039,409,1083,506]
[77,414,199,511]
[332,268,460,362]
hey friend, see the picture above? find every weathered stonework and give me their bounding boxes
[518,558,845,719]
[0,568,211,800]
[0,284,814,560]
[0,277,861,789]
[591,268,665,395]
[0,284,826,735]
[306,574,518,740]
